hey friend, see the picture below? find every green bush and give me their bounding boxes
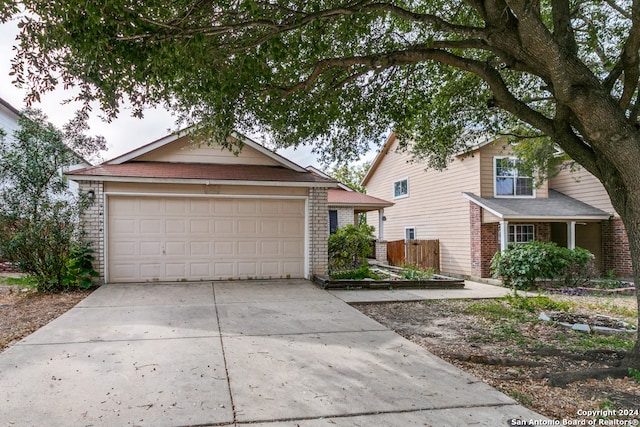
[330,264,380,280]
[490,241,593,290]
[327,224,375,273]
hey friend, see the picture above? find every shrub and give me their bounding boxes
[401,263,435,280]
[490,241,593,290]
[328,224,375,274]
[330,264,380,280]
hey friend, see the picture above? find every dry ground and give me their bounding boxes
[0,282,92,352]
[355,293,640,422]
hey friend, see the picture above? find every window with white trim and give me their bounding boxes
[508,224,535,244]
[393,178,409,199]
[405,227,416,240]
[494,157,534,197]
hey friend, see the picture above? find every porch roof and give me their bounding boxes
[462,190,612,221]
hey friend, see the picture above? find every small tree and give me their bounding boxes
[0,109,102,291]
[327,224,375,273]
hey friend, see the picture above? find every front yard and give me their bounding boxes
[355,292,640,421]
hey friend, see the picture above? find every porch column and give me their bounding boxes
[500,220,509,252]
[567,221,576,249]
[378,208,385,240]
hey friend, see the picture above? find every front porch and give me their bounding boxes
[463,190,631,279]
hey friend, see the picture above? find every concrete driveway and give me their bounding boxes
[0,280,543,426]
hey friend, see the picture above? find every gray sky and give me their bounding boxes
[0,19,354,168]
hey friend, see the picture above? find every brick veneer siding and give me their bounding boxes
[470,201,554,278]
[78,181,105,284]
[375,240,388,262]
[470,203,482,277]
[309,187,329,276]
[602,218,633,277]
[329,206,355,229]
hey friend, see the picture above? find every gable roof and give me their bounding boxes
[66,162,334,186]
[107,129,306,172]
[462,190,612,221]
[361,132,396,187]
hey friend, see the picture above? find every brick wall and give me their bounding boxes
[375,240,387,262]
[470,203,482,277]
[602,218,633,277]
[309,187,329,276]
[78,181,105,284]
[329,206,355,229]
[480,223,500,278]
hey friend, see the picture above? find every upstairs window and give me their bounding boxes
[494,157,534,197]
[393,178,409,199]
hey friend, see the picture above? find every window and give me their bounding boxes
[329,210,338,234]
[393,178,409,199]
[405,227,416,240]
[494,157,533,197]
[508,224,535,244]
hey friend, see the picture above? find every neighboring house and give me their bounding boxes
[67,131,337,284]
[0,96,91,195]
[0,97,20,143]
[363,133,631,279]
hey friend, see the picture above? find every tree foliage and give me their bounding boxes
[329,162,371,193]
[0,109,100,290]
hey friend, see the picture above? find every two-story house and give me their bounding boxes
[363,133,632,280]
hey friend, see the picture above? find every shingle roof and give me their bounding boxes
[327,189,393,208]
[462,190,612,220]
[67,162,336,185]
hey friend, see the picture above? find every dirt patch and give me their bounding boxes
[354,296,640,421]
[0,284,92,352]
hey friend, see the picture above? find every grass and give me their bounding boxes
[0,275,37,289]
[573,334,635,351]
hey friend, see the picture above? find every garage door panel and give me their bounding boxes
[165,263,186,278]
[214,241,234,256]
[165,241,186,256]
[111,219,136,233]
[112,241,136,256]
[140,241,162,256]
[214,219,235,234]
[108,197,305,282]
[140,199,162,214]
[283,241,303,256]
[190,241,211,256]
[237,241,257,255]
[141,219,162,233]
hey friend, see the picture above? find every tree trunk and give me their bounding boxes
[602,174,640,369]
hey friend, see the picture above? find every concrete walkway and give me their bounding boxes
[0,280,544,426]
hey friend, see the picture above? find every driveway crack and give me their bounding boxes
[213,282,237,426]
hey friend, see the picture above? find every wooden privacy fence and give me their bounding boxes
[387,239,440,272]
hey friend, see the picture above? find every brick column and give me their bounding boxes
[375,240,388,262]
[308,187,329,277]
[602,218,633,277]
[78,181,105,284]
[470,203,482,277]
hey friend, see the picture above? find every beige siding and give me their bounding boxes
[550,165,617,216]
[366,138,481,276]
[104,182,307,197]
[479,140,548,198]
[135,135,280,165]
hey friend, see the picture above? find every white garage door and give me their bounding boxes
[107,196,306,283]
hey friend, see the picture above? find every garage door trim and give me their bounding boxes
[104,192,309,283]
